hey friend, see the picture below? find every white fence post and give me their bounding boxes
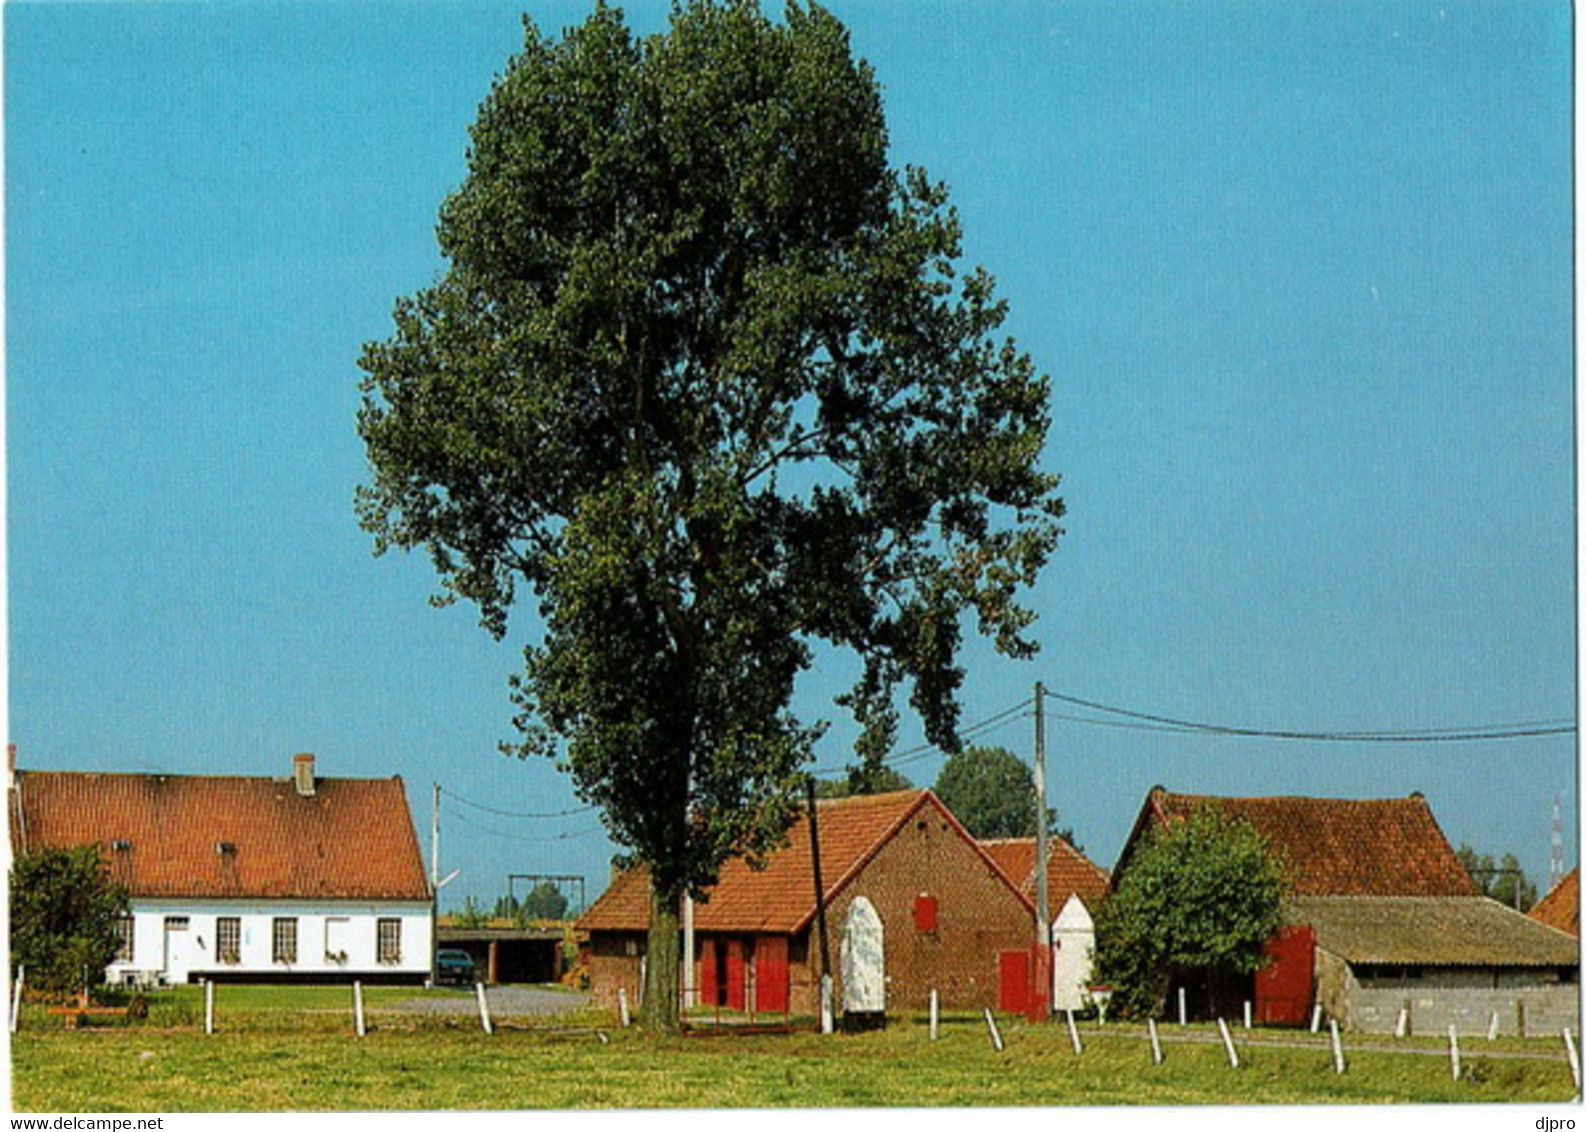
[1329,1019,1345,1075]
[820,974,834,1035]
[1310,1003,1323,1033]
[929,990,939,1041]
[1395,1005,1409,1038]
[1147,1017,1164,1065]
[1487,1011,1499,1041]
[1216,1017,1239,1068]
[204,980,215,1035]
[617,986,631,1027]
[353,980,366,1038]
[1178,986,1187,1027]
[476,981,494,1035]
[983,1007,1004,1052]
[1564,1029,1580,1090]
[1066,1009,1082,1054]
[9,967,23,1035]
[1447,1024,1461,1081]
[1243,1000,1252,1030]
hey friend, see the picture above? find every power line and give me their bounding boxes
[439,785,596,820]
[441,802,604,843]
[1041,688,1576,743]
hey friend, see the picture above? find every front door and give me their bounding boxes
[162,916,201,982]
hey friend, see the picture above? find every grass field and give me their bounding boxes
[9,987,1580,1111]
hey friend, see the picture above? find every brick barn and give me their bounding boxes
[576,789,1038,1018]
[9,751,434,986]
[978,835,1109,1010]
[1115,787,1579,1033]
[1530,867,1579,937]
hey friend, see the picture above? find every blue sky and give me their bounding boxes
[6,0,1575,913]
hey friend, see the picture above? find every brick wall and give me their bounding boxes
[1319,947,1581,1035]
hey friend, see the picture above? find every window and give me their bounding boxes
[216,917,241,964]
[377,918,401,964]
[272,917,297,964]
[115,915,135,963]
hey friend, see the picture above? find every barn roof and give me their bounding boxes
[1288,895,1580,968]
[10,760,431,902]
[1530,867,1580,937]
[578,788,1031,935]
[977,836,1109,911]
[1114,787,1479,898]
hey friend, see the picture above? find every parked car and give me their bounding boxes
[435,948,477,985]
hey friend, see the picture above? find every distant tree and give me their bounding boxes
[9,845,129,996]
[356,1,1063,1033]
[1093,808,1286,1019]
[932,745,1072,844]
[1455,843,1538,911]
[815,764,913,799]
[520,882,571,922]
[452,896,489,930]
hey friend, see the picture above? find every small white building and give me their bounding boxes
[10,753,434,985]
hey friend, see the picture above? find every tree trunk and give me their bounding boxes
[640,880,682,1033]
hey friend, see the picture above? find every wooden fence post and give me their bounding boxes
[1147,1017,1164,1065]
[476,981,494,1035]
[983,1007,1004,1052]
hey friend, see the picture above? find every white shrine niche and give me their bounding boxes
[840,895,885,1029]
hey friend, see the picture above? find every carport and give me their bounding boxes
[437,926,570,985]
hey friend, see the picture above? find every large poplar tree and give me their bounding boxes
[357,0,1064,1031]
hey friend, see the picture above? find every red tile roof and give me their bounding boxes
[978,837,1109,910]
[579,788,1031,934]
[1530,867,1579,937]
[1116,787,1479,898]
[12,768,431,902]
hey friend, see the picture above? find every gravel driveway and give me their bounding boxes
[388,985,591,1017]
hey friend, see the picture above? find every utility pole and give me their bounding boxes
[1033,681,1050,1017]
[432,782,441,888]
[807,777,831,985]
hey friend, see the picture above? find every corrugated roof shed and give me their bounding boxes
[1530,867,1580,937]
[579,788,1028,934]
[1119,787,1479,897]
[978,836,1109,910]
[11,766,431,902]
[1289,895,1580,967]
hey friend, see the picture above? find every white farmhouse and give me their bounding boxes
[10,752,434,986]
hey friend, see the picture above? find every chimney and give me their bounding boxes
[293,752,316,797]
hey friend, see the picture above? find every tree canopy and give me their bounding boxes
[1093,808,1286,1019]
[814,764,913,799]
[1455,843,1538,911]
[357,0,1063,1030]
[932,745,1067,843]
[10,845,129,996]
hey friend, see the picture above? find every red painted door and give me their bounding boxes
[1255,924,1315,1026]
[701,938,720,1006]
[725,938,748,1011]
[998,949,1029,1013]
[756,936,790,1014]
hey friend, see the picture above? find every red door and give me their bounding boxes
[1255,925,1316,1026]
[998,949,1029,1013]
[725,938,748,1011]
[756,935,790,1014]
